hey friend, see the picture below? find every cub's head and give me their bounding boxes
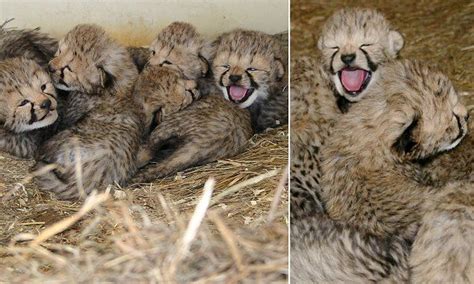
[48,24,138,94]
[133,65,199,132]
[345,60,468,162]
[147,22,208,80]
[211,29,286,108]
[0,57,58,132]
[318,8,404,103]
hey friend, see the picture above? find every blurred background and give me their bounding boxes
[0,0,288,45]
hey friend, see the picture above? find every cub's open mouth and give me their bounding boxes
[226,85,254,104]
[338,67,372,96]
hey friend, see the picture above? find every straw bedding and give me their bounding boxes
[0,30,289,282]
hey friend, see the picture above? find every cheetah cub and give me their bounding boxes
[291,8,404,218]
[0,19,58,68]
[47,24,138,128]
[148,22,209,80]
[409,182,474,283]
[135,21,204,131]
[0,58,58,158]
[211,29,288,132]
[318,8,403,109]
[33,24,142,200]
[132,23,253,183]
[321,59,469,240]
[133,66,199,139]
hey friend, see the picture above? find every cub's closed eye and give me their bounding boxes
[247,67,257,71]
[221,64,230,69]
[151,50,156,55]
[161,60,172,65]
[329,46,339,50]
[360,44,373,48]
[41,84,47,91]
[19,100,30,107]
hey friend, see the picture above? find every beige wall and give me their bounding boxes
[0,0,288,46]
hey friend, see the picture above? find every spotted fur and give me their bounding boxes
[321,60,469,239]
[0,19,58,68]
[0,57,58,158]
[318,8,403,104]
[210,29,288,132]
[131,23,252,182]
[33,24,142,200]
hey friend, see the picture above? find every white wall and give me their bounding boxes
[0,0,288,46]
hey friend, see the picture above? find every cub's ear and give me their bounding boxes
[198,53,210,78]
[199,38,219,65]
[98,66,115,89]
[388,30,404,57]
[274,57,285,82]
[317,37,324,51]
[392,116,419,156]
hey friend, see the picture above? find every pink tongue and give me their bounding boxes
[340,69,366,92]
[229,86,248,100]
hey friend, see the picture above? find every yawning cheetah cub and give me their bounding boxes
[291,8,404,218]
[33,24,142,200]
[0,58,58,158]
[321,59,468,239]
[211,29,288,132]
[318,8,404,107]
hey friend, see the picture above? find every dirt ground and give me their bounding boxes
[292,0,474,107]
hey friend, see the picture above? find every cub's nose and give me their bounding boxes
[229,74,242,83]
[48,64,56,73]
[40,99,52,110]
[341,54,356,65]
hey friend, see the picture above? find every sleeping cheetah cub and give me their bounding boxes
[136,21,205,129]
[47,24,138,128]
[321,59,469,239]
[131,23,253,183]
[148,22,209,80]
[318,8,404,109]
[0,19,58,68]
[133,66,199,138]
[133,94,253,183]
[33,24,142,200]
[211,29,288,132]
[0,57,58,158]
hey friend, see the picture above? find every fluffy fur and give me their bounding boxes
[126,46,150,73]
[132,94,252,183]
[291,214,410,283]
[423,120,474,183]
[321,60,469,239]
[210,29,288,132]
[0,57,58,158]
[290,57,411,282]
[409,182,474,283]
[148,22,209,80]
[0,19,58,68]
[291,8,403,219]
[318,8,403,105]
[290,56,341,217]
[133,65,199,135]
[131,22,252,183]
[33,24,141,200]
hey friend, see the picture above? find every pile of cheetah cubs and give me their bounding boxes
[0,21,288,200]
[291,8,473,283]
